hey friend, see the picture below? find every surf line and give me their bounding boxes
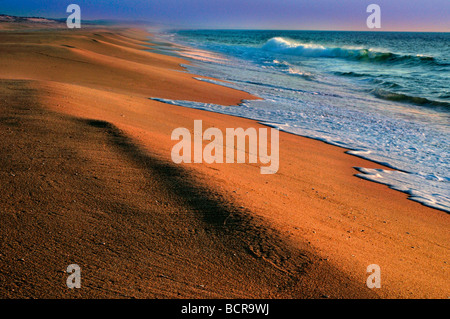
[171,120,279,174]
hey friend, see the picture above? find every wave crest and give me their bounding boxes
[262,37,442,65]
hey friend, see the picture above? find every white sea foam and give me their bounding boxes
[355,168,450,212]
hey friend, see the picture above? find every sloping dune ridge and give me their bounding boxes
[0,24,448,299]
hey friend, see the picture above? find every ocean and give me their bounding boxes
[152,30,450,213]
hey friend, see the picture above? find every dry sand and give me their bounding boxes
[0,24,448,299]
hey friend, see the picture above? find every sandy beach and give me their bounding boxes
[0,21,448,299]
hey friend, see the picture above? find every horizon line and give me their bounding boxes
[1,13,449,33]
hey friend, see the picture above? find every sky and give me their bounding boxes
[0,0,449,31]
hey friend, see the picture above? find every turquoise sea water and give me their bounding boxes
[153,30,450,212]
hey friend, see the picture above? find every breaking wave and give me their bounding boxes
[262,37,445,65]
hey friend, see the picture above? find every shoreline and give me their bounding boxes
[156,32,450,214]
[0,23,448,298]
